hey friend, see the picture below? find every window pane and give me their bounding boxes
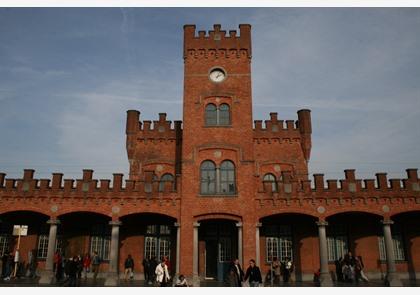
[219,237,232,262]
[145,236,158,259]
[0,235,10,257]
[37,235,49,259]
[159,173,174,192]
[219,104,230,125]
[263,173,277,192]
[220,161,235,194]
[201,161,216,194]
[378,234,405,261]
[205,104,217,125]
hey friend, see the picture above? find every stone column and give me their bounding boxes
[256,223,262,267]
[382,219,402,286]
[192,222,200,286]
[316,220,333,286]
[236,222,243,266]
[39,219,60,284]
[104,220,121,286]
[175,222,181,276]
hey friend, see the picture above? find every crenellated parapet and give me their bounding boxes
[183,24,252,60]
[253,109,312,160]
[0,169,180,198]
[258,168,419,198]
[126,110,182,164]
[126,110,182,139]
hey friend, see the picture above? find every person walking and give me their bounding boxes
[243,259,262,287]
[282,257,293,283]
[272,257,281,284]
[155,260,170,287]
[355,256,369,283]
[91,251,101,280]
[229,258,244,287]
[142,257,150,284]
[149,257,158,285]
[82,253,91,279]
[124,254,134,281]
[67,257,78,287]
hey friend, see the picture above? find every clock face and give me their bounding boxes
[209,68,226,83]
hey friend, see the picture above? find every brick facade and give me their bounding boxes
[0,24,419,286]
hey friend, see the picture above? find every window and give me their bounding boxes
[159,173,174,192]
[205,104,217,125]
[205,103,230,126]
[37,235,63,259]
[220,161,236,194]
[326,225,348,262]
[265,225,293,262]
[219,104,230,125]
[200,160,236,195]
[378,227,405,261]
[219,237,232,262]
[263,173,277,192]
[90,224,111,260]
[90,236,111,260]
[144,225,171,261]
[201,161,216,194]
[0,235,10,257]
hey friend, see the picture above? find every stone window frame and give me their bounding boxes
[263,173,278,192]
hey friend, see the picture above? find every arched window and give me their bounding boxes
[220,160,236,194]
[218,104,230,125]
[159,173,174,192]
[205,104,217,126]
[200,161,216,194]
[263,173,277,192]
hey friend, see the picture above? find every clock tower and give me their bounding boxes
[179,24,257,280]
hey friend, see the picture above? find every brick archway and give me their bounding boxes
[194,213,242,223]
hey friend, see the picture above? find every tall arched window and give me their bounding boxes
[263,173,277,192]
[219,104,230,125]
[220,160,236,194]
[205,104,217,126]
[200,161,216,194]
[159,173,174,192]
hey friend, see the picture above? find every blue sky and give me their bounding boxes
[0,8,419,182]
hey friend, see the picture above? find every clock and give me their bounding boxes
[209,68,226,83]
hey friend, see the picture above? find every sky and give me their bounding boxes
[0,8,419,183]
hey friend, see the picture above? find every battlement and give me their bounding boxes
[183,24,252,59]
[126,110,182,139]
[253,110,312,160]
[0,169,179,196]
[253,110,311,135]
[259,169,420,196]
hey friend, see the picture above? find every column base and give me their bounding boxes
[192,274,200,287]
[104,272,119,286]
[319,272,333,287]
[385,273,403,287]
[38,270,54,285]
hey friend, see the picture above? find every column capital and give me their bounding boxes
[381,219,394,226]
[256,222,262,228]
[109,220,122,226]
[193,222,200,227]
[236,222,243,227]
[174,222,180,227]
[316,220,328,227]
[47,219,60,225]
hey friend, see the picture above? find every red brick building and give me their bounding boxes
[0,24,419,286]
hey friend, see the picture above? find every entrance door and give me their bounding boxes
[205,240,218,279]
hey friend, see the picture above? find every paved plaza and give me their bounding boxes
[0,276,418,287]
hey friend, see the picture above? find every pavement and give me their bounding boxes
[0,276,419,287]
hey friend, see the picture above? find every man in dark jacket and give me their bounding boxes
[142,257,150,283]
[229,258,244,287]
[124,254,134,281]
[148,257,158,285]
[243,259,262,287]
